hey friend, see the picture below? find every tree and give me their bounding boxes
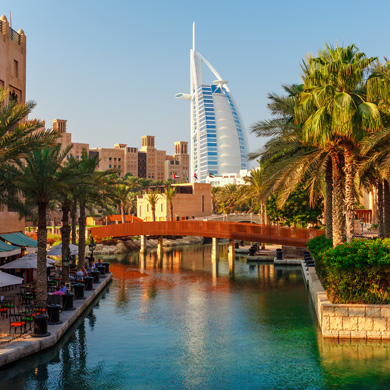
[295,44,381,243]
[0,88,59,165]
[244,168,266,224]
[266,184,323,228]
[146,189,160,222]
[12,145,71,303]
[164,184,176,221]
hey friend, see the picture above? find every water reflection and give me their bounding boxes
[3,244,390,389]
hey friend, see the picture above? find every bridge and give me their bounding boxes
[90,220,322,249]
[200,214,262,224]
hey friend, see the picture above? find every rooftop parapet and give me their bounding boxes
[0,15,25,46]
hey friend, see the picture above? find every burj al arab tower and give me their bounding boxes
[176,23,249,183]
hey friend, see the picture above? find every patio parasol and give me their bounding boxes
[0,270,23,288]
[47,243,78,257]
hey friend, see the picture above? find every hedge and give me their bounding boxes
[310,238,390,304]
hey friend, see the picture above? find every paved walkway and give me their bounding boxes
[0,273,112,368]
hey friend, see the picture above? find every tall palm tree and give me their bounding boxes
[12,145,71,303]
[244,168,266,224]
[295,44,381,243]
[164,184,176,221]
[0,88,59,165]
[146,189,160,222]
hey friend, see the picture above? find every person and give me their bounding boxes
[52,286,65,295]
[82,267,88,277]
[76,269,84,282]
[59,283,67,293]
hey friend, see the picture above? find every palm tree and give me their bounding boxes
[112,178,135,223]
[0,88,59,165]
[70,152,100,269]
[12,145,71,303]
[146,188,160,222]
[244,168,266,224]
[295,44,381,243]
[164,184,176,221]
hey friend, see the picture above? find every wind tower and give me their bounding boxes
[176,22,249,183]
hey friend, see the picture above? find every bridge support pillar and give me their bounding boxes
[157,236,163,258]
[211,237,219,262]
[140,235,147,254]
[228,239,235,276]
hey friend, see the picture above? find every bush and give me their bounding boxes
[321,239,390,304]
[308,235,333,286]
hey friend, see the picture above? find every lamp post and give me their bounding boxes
[62,254,70,283]
[89,237,96,262]
[360,218,365,236]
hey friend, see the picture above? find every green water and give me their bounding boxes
[1,244,390,389]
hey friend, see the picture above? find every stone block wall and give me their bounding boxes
[308,267,390,340]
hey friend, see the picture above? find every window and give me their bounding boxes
[109,165,112,168]
[139,206,142,217]
[14,60,18,78]
[109,157,112,161]
[118,158,121,161]
[147,204,149,212]
[118,165,121,169]
[161,204,163,212]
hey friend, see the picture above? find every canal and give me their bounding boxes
[1,244,390,389]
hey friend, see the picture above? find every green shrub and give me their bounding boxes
[308,235,333,259]
[307,235,333,286]
[321,239,390,304]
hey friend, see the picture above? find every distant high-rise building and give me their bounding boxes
[176,22,249,183]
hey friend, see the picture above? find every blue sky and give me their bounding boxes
[2,0,390,158]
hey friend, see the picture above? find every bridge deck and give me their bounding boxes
[90,221,323,248]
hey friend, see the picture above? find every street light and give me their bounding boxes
[89,236,96,262]
[360,218,365,236]
[62,254,70,268]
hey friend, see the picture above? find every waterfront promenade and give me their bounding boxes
[0,272,112,368]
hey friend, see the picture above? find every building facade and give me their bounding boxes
[137,183,211,221]
[53,122,190,180]
[205,169,251,187]
[176,23,249,183]
[0,15,26,234]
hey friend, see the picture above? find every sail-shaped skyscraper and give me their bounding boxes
[176,23,249,183]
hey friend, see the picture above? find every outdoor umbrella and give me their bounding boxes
[47,243,78,256]
[0,270,23,288]
[0,255,54,269]
[0,255,54,286]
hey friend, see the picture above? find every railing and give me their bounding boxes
[90,221,324,248]
[356,209,372,224]
[9,27,20,45]
[0,21,2,34]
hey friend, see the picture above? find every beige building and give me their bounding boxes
[137,183,211,221]
[0,15,26,234]
[140,136,166,181]
[164,141,190,181]
[49,119,190,181]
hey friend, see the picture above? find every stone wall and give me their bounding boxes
[308,267,390,340]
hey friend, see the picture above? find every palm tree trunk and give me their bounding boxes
[384,179,390,238]
[170,202,173,221]
[325,158,333,240]
[71,201,77,245]
[121,202,125,223]
[331,152,345,246]
[78,202,86,269]
[260,201,265,225]
[36,202,48,304]
[61,200,71,283]
[152,206,155,222]
[378,180,384,238]
[343,144,355,242]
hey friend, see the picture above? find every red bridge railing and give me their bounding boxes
[90,221,323,248]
